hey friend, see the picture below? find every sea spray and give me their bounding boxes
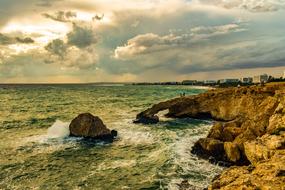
[47,120,70,138]
[166,123,224,189]
[1,84,219,189]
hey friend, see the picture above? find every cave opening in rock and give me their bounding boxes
[193,112,213,120]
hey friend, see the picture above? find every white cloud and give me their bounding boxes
[42,11,77,22]
[114,33,183,59]
[197,0,285,12]
[114,23,246,60]
[59,46,99,69]
[1,0,285,82]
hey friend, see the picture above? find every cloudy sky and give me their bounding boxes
[0,0,285,83]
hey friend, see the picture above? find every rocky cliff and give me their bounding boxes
[135,84,285,189]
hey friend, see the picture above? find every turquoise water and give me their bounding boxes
[0,84,223,190]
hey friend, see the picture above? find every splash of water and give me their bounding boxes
[47,120,70,139]
[166,124,224,189]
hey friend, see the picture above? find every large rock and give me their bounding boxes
[209,150,285,190]
[244,134,285,166]
[191,138,228,165]
[224,142,241,163]
[208,88,285,189]
[135,84,285,189]
[267,100,285,135]
[135,86,281,125]
[135,85,284,164]
[134,112,159,124]
[69,113,117,140]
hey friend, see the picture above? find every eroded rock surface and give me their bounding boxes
[69,113,117,140]
[135,84,285,189]
[209,150,285,190]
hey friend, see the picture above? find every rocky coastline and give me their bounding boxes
[135,84,285,189]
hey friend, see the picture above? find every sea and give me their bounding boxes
[0,84,223,190]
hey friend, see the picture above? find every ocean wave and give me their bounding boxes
[188,86,214,90]
[47,120,70,139]
[110,118,156,145]
[116,128,155,145]
[96,160,137,171]
[166,124,224,190]
[17,120,76,155]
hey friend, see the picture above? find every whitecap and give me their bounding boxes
[165,124,224,189]
[117,128,155,145]
[96,160,137,171]
[47,120,70,139]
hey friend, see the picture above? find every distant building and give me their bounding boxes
[253,74,268,83]
[163,82,179,85]
[203,80,217,85]
[240,77,253,84]
[219,79,240,84]
[182,80,197,85]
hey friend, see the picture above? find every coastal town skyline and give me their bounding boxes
[1,0,285,83]
[1,1,285,189]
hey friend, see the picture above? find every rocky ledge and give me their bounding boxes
[135,84,285,189]
[69,113,117,141]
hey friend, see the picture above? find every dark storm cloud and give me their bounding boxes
[0,33,12,45]
[0,0,34,26]
[226,58,285,70]
[176,40,285,74]
[43,23,99,69]
[44,40,98,69]
[67,24,97,48]
[42,11,77,22]
[15,37,34,44]
[44,23,97,59]
[45,39,67,58]
[177,58,285,74]
[0,33,34,45]
[92,14,104,21]
[1,0,285,82]
[36,0,63,7]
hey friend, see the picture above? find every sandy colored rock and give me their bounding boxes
[244,134,285,166]
[194,138,224,156]
[222,127,242,142]
[207,122,224,140]
[135,85,282,164]
[135,84,285,189]
[224,142,240,163]
[267,99,285,135]
[209,151,285,190]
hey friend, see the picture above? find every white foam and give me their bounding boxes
[111,118,156,145]
[166,124,224,189]
[96,160,137,171]
[117,128,155,145]
[47,120,70,139]
[188,86,214,90]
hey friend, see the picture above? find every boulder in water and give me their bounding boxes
[69,113,117,140]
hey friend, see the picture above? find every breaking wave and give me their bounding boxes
[47,120,70,139]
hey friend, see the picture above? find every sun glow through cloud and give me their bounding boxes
[8,44,40,54]
[1,22,70,42]
[0,0,284,83]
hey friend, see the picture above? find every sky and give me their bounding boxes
[0,0,285,83]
